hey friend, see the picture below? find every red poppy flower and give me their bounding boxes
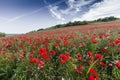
[77,53,82,57]
[38,59,45,68]
[116,62,120,69]
[60,53,69,64]
[101,48,105,53]
[78,57,83,62]
[89,68,99,80]
[31,58,37,64]
[99,34,104,39]
[90,68,98,76]
[20,52,24,57]
[100,62,106,67]
[79,64,84,70]
[92,39,98,44]
[115,38,120,46]
[88,51,93,57]
[61,59,66,64]
[118,32,120,34]
[95,54,103,60]
[89,75,97,80]
[38,48,49,61]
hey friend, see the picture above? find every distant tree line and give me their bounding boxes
[95,16,119,22]
[0,33,5,37]
[48,21,88,29]
[49,16,119,29]
[37,28,44,32]
[35,16,119,32]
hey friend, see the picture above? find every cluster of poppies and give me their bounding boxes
[0,23,120,80]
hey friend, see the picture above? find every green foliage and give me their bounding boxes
[96,16,118,22]
[48,21,88,29]
[0,33,5,37]
[37,16,119,31]
[37,28,44,31]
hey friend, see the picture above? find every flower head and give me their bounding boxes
[116,61,120,69]
[95,54,103,60]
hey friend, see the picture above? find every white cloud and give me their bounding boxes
[73,0,120,21]
[0,17,9,21]
[60,0,94,15]
[49,6,65,21]
[49,0,94,21]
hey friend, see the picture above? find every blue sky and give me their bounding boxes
[0,0,120,34]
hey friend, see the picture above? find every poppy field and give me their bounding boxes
[0,22,120,80]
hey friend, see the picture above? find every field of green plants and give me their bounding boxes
[0,22,120,80]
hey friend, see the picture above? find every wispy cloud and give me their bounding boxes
[49,6,65,21]
[3,8,45,24]
[60,0,94,15]
[73,0,120,21]
[2,0,66,24]
[44,0,66,21]
[49,0,95,21]
[0,2,59,24]
[0,17,9,21]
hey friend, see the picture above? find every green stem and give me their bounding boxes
[87,60,98,75]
